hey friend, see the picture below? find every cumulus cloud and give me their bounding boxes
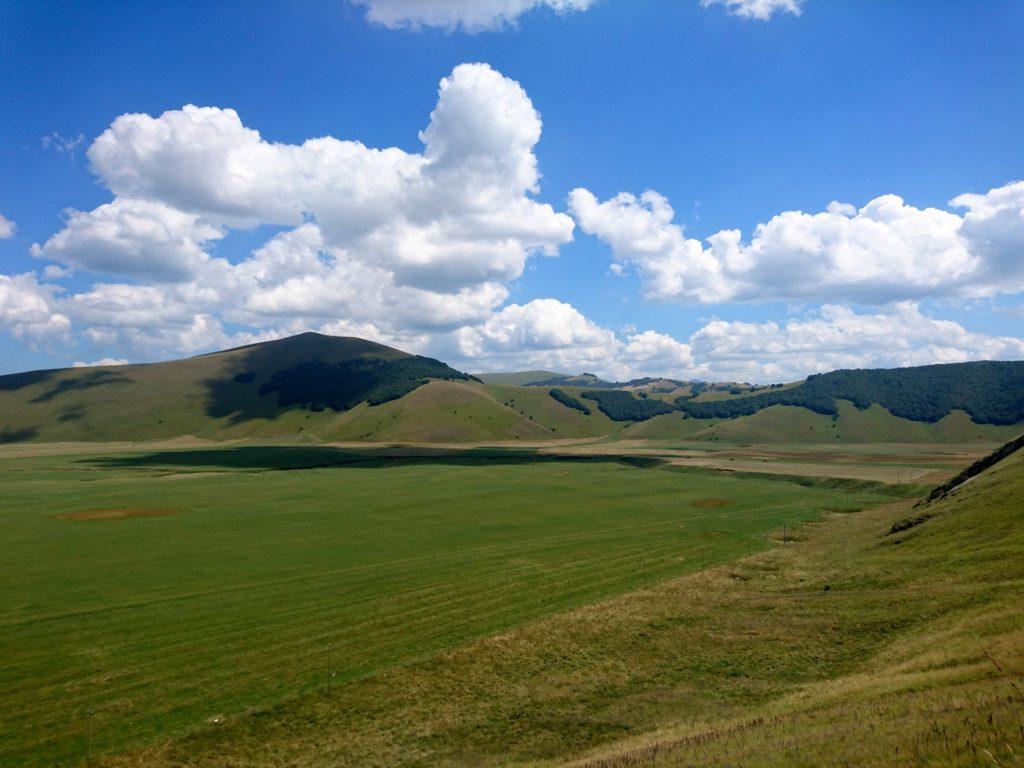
[0,273,71,345]
[453,298,697,379]
[688,303,1024,382]
[700,0,803,20]
[456,298,620,372]
[450,299,1024,383]
[350,0,597,32]
[45,63,572,294]
[0,214,15,239]
[32,199,224,282]
[24,63,572,357]
[571,180,1024,305]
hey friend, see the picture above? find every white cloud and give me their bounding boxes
[951,180,1024,296]
[352,0,802,31]
[571,180,1024,305]
[700,0,803,20]
[687,303,1024,382]
[73,357,129,368]
[33,199,224,282]
[351,0,597,32]
[55,64,572,293]
[42,132,86,159]
[0,273,70,345]
[453,299,692,380]
[0,214,15,239]
[622,330,695,373]
[43,265,72,279]
[451,299,1024,384]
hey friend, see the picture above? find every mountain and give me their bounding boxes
[0,334,1021,444]
[677,361,1024,425]
[474,370,567,386]
[0,333,472,443]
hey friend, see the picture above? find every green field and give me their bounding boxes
[0,445,901,766]
[88,443,1024,768]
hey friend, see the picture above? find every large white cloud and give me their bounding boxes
[41,63,573,294]
[25,64,573,357]
[700,0,803,20]
[571,180,1024,305]
[350,0,597,32]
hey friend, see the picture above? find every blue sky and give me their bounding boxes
[1,0,1023,380]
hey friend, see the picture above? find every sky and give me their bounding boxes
[1,0,1023,382]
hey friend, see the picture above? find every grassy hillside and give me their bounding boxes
[691,401,1024,444]
[326,381,556,442]
[679,360,1024,425]
[0,333,469,443]
[93,439,1023,768]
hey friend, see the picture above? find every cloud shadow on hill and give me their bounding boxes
[0,370,57,392]
[202,334,476,426]
[29,370,132,403]
[80,445,657,473]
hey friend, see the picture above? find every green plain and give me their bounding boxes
[0,446,895,766]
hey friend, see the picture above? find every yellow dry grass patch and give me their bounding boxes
[691,498,731,508]
[55,508,180,521]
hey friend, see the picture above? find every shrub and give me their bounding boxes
[548,388,591,415]
[581,390,675,421]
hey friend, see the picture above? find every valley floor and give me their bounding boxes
[1,440,1020,766]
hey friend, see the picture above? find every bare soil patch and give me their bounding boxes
[692,498,731,508]
[55,508,180,521]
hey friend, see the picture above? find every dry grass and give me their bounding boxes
[53,507,180,521]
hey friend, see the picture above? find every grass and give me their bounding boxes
[94,444,1024,768]
[0,445,887,766]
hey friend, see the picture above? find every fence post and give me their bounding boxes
[87,707,94,765]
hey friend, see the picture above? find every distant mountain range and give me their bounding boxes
[0,332,1021,444]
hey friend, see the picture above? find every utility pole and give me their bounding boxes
[326,644,333,693]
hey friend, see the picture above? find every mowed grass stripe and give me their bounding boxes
[0,448,868,765]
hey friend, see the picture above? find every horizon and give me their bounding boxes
[2,0,1023,383]
[3,328,1022,387]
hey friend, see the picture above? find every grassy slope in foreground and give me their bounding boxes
[1,445,875,766]
[102,446,1024,768]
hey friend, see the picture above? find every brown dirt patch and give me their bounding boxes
[692,498,731,508]
[55,508,180,522]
